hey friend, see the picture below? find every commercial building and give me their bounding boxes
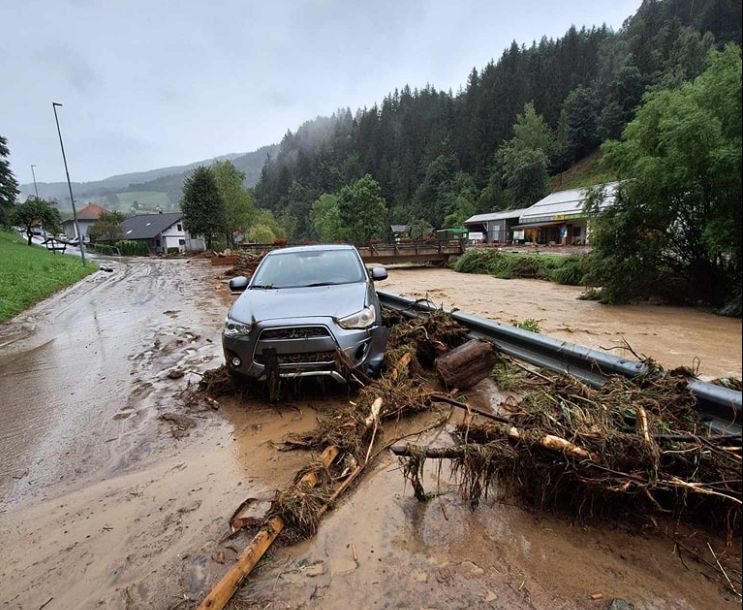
[464,182,619,246]
[514,182,618,245]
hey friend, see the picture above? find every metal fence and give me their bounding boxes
[377,290,742,430]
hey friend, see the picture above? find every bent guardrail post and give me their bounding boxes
[377,290,742,427]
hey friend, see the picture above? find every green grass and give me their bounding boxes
[514,318,542,333]
[550,150,616,191]
[0,231,98,323]
[451,248,589,286]
[116,190,170,208]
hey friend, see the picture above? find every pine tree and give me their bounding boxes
[180,166,226,249]
[0,135,20,227]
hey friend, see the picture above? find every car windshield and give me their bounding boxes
[251,249,366,289]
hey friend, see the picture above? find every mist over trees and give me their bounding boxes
[253,0,741,241]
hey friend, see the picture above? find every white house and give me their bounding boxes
[61,202,110,242]
[121,212,205,253]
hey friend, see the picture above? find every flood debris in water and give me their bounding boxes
[396,366,742,535]
[193,304,742,605]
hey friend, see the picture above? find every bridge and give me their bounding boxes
[356,240,464,265]
[239,240,466,266]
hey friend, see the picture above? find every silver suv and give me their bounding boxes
[223,245,389,383]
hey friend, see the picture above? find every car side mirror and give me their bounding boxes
[371,267,388,281]
[229,276,249,293]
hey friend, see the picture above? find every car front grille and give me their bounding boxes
[260,326,330,340]
[255,350,336,365]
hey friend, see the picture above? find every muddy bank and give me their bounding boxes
[381,267,742,379]
[235,452,740,610]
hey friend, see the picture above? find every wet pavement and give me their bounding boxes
[0,259,739,609]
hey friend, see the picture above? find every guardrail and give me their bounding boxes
[377,290,742,429]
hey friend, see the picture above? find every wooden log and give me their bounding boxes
[434,339,497,389]
[198,393,392,610]
[197,445,339,610]
[391,421,597,462]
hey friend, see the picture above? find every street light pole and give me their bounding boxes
[30,164,39,198]
[52,102,86,265]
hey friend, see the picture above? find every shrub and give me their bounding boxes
[514,318,541,333]
[548,255,586,285]
[452,248,495,274]
[488,253,517,278]
[113,239,150,256]
[511,256,543,278]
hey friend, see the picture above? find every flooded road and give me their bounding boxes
[0,260,739,609]
[382,267,742,379]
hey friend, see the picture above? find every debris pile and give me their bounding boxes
[223,250,265,277]
[194,306,742,608]
[283,309,468,462]
[398,367,742,533]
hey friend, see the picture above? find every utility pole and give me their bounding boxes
[52,102,86,265]
[30,164,39,198]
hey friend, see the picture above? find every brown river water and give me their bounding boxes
[382,267,742,380]
[0,259,739,609]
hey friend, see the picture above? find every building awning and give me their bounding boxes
[512,220,570,230]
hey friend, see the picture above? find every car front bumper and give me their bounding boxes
[222,316,388,381]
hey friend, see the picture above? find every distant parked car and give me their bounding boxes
[222,245,389,384]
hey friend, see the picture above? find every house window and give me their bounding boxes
[179,239,186,246]
[177,223,183,231]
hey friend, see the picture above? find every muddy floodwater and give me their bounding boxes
[0,259,740,609]
[382,267,742,379]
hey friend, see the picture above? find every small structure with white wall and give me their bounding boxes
[121,212,205,253]
[464,208,529,245]
[61,202,110,242]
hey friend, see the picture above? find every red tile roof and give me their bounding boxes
[75,203,110,220]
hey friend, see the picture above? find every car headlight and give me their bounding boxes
[337,305,376,329]
[223,316,252,338]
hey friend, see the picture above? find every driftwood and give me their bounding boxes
[198,397,387,610]
[196,445,339,610]
[435,339,497,389]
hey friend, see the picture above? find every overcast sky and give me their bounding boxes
[1,0,641,184]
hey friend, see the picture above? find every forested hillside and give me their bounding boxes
[254,0,742,238]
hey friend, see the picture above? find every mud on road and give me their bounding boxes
[0,260,739,609]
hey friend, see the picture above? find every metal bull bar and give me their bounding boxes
[377,290,742,428]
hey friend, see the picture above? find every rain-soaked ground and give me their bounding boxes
[0,259,740,609]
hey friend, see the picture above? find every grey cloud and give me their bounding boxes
[34,43,101,94]
[1,0,642,182]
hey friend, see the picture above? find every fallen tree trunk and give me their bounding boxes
[198,397,387,610]
[196,445,339,610]
[435,339,497,389]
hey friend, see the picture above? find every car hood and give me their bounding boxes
[229,282,370,323]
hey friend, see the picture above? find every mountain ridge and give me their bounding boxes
[19,144,278,212]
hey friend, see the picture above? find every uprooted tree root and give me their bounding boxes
[402,368,742,536]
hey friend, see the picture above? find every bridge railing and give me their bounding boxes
[239,239,466,259]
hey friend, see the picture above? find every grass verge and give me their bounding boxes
[0,231,98,323]
[451,248,589,286]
